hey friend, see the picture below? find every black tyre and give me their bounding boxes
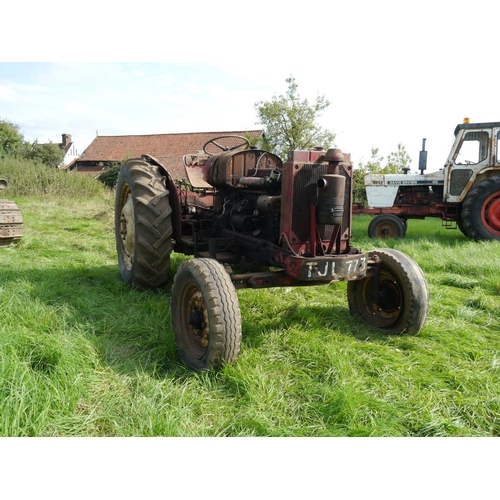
[0,199,23,246]
[368,214,406,239]
[115,158,173,289]
[347,249,428,335]
[171,258,242,371]
[456,216,467,238]
[460,176,500,241]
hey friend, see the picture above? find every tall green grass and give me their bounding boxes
[0,157,105,199]
[1,158,500,436]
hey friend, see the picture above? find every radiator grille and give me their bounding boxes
[291,164,350,243]
[450,169,472,196]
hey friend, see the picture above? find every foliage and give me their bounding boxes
[386,143,412,173]
[0,118,65,168]
[244,132,262,148]
[0,156,107,199]
[97,164,121,189]
[353,144,412,204]
[254,76,336,160]
[25,140,65,168]
[0,119,26,159]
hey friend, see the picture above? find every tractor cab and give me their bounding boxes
[443,120,500,202]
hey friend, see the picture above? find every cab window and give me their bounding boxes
[455,131,489,164]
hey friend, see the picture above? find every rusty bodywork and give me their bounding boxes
[157,144,374,288]
[115,136,429,370]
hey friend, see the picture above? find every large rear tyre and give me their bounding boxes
[368,214,406,239]
[347,249,428,335]
[0,200,23,246]
[115,158,173,289]
[457,216,467,238]
[171,258,242,371]
[460,176,500,241]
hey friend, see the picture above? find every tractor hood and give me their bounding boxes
[364,171,444,208]
[206,149,283,188]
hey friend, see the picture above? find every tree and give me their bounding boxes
[353,144,412,204]
[25,141,65,168]
[0,119,26,158]
[386,143,412,174]
[254,76,336,160]
[352,147,383,204]
[1,119,66,167]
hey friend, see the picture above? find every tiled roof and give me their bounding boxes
[77,130,264,179]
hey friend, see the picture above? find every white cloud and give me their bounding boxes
[64,100,92,114]
[182,82,204,94]
[0,84,16,102]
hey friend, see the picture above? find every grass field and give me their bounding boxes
[1,159,500,437]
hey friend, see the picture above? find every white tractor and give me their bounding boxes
[354,119,500,240]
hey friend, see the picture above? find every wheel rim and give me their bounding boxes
[374,222,399,239]
[480,192,500,236]
[181,284,209,359]
[119,186,135,271]
[361,269,403,327]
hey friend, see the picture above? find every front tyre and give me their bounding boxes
[347,249,428,335]
[115,158,173,289]
[368,214,407,239]
[171,258,242,371]
[460,176,500,241]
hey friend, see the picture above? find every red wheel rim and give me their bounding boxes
[481,193,500,236]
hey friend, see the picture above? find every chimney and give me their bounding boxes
[61,134,72,147]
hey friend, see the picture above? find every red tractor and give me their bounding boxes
[115,136,429,370]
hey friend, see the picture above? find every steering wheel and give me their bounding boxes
[464,160,475,165]
[203,135,250,155]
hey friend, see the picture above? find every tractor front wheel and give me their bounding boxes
[460,176,500,241]
[368,214,407,239]
[171,258,242,371]
[347,249,428,335]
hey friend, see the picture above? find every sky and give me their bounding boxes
[1,0,497,485]
[1,0,498,174]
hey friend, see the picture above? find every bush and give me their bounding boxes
[0,157,108,199]
[97,165,121,189]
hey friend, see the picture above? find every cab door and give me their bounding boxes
[445,127,492,202]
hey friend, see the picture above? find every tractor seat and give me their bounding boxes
[182,154,214,190]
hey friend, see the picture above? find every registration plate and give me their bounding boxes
[294,254,368,282]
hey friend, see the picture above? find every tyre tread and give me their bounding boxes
[461,176,500,241]
[171,258,242,370]
[115,159,173,289]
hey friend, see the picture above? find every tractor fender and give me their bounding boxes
[141,154,182,241]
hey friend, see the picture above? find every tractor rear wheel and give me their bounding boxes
[368,214,406,239]
[115,158,173,289]
[347,248,428,335]
[460,176,500,241]
[171,258,242,371]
